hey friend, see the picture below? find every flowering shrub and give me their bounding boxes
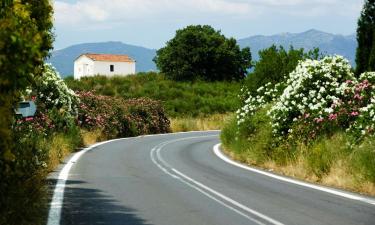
[236,55,375,142]
[77,91,170,137]
[347,73,375,137]
[223,55,375,191]
[268,56,355,138]
[34,64,78,115]
[15,64,79,136]
[237,82,284,126]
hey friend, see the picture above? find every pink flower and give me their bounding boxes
[328,114,337,121]
[354,94,363,100]
[304,113,310,119]
[350,111,359,116]
[25,117,33,121]
[314,118,324,123]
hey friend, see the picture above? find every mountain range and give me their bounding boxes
[238,29,356,64]
[47,29,357,78]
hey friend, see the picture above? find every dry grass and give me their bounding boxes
[223,147,375,196]
[48,130,106,171]
[47,134,74,171]
[170,113,232,132]
[81,129,105,146]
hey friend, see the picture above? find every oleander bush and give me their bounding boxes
[222,55,375,193]
[77,91,170,138]
[268,56,355,139]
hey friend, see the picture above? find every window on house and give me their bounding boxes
[110,65,114,72]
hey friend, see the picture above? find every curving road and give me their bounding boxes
[49,131,375,225]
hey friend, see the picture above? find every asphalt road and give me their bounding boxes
[53,131,375,225]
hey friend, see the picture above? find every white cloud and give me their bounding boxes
[54,0,253,26]
[53,0,363,49]
[244,0,362,17]
[54,0,362,27]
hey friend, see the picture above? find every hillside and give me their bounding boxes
[49,30,357,77]
[238,29,357,65]
[65,73,241,117]
[47,42,157,78]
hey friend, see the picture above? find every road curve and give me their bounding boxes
[50,131,375,225]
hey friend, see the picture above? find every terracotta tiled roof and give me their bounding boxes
[81,53,135,62]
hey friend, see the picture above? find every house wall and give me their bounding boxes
[74,55,136,80]
[93,61,136,77]
[74,56,95,80]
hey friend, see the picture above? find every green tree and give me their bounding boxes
[245,45,320,96]
[0,0,54,224]
[154,25,252,81]
[356,0,375,75]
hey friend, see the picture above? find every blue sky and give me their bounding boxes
[53,0,363,50]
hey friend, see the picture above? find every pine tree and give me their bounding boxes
[356,0,375,75]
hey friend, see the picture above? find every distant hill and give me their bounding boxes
[47,42,157,78]
[238,29,357,66]
[48,30,357,77]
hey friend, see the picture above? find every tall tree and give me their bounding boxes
[356,0,375,75]
[0,0,54,224]
[154,25,252,81]
[245,45,320,96]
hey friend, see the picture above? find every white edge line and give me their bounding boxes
[150,138,282,225]
[213,143,375,206]
[171,168,283,225]
[47,130,220,225]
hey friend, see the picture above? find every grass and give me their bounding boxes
[221,111,375,196]
[48,134,76,171]
[170,113,232,132]
[81,129,107,146]
[65,72,241,118]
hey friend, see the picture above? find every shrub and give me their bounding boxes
[65,73,241,117]
[224,54,375,193]
[33,64,79,115]
[77,91,171,138]
[237,82,284,127]
[268,55,355,138]
[0,0,53,164]
[5,64,80,225]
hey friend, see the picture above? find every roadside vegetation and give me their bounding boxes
[5,64,171,225]
[65,73,241,118]
[1,1,54,224]
[222,6,375,195]
[170,113,232,132]
[66,24,248,132]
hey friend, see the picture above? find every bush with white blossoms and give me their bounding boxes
[237,82,285,126]
[237,55,375,141]
[34,64,78,115]
[268,55,355,137]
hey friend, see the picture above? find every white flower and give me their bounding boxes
[324,108,334,114]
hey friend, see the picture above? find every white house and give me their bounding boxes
[74,53,136,79]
